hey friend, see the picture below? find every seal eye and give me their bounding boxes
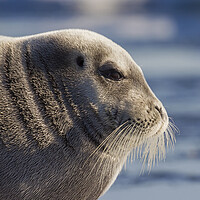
[99,66,123,81]
[76,56,84,67]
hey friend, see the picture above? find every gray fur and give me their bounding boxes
[0,30,172,200]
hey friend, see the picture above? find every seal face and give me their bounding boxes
[0,29,175,200]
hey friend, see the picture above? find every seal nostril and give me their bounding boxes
[155,105,160,112]
[155,105,163,119]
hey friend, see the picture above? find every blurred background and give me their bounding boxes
[0,0,200,199]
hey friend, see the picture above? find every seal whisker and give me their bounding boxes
[131,128,144,161]
[112,126,132,160]
[84,122,131,181]
[83,121,130,168]
[104,124,132,157]
[99,123,131,164]
[99,123,138,183]
[137,119,177,172]
[167,121,177,147]
[123,125,140,168]
[89,122,138,184]
[127,125,141,163]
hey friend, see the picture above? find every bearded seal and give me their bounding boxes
[0,29,175,200]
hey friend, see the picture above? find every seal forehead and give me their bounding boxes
[55,30,132,57]
[62,30,140,74]
[31,29,140,76]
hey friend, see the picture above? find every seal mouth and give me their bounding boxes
[119,116,167,139]
[85,116,176,173]
[118,104,169,139]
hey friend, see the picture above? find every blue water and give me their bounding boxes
[0,1,200,199]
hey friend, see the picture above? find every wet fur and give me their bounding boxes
[0,30,176,200]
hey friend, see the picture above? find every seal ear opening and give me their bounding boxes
[76,56,85,68]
